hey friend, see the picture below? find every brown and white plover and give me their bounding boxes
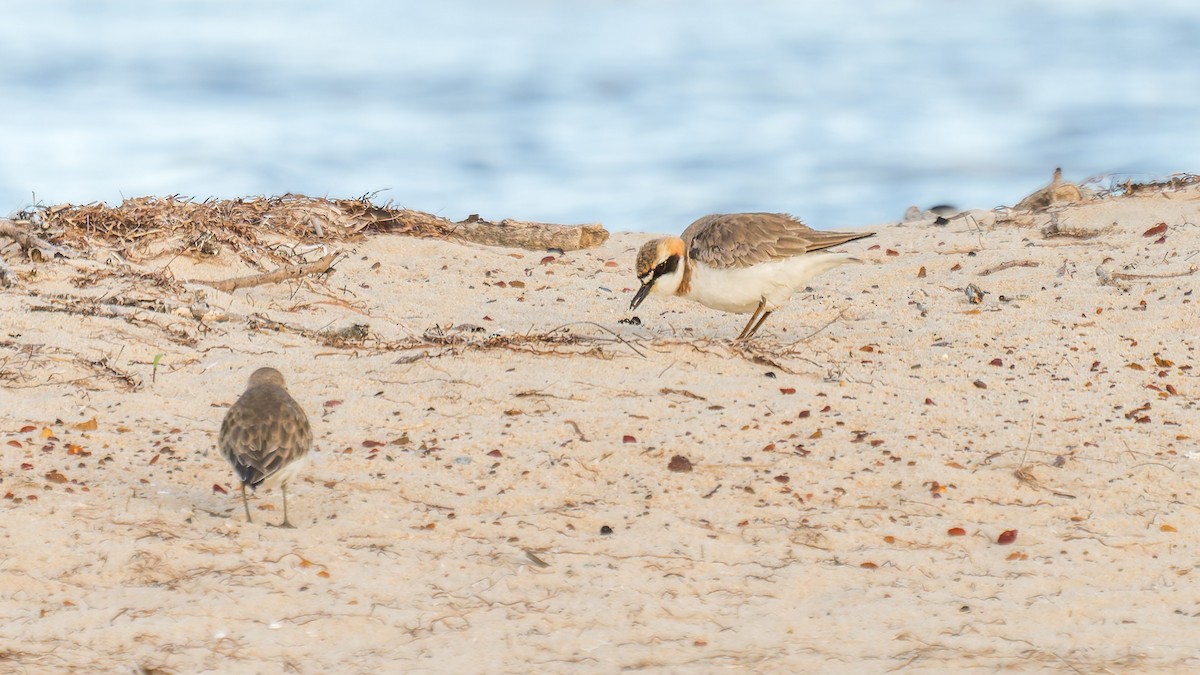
[219,367,312,528]
[631,212,874,339]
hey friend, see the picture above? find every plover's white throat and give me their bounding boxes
[219,367,313,528]
[631,213,874,340]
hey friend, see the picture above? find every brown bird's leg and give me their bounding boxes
[737,301,766,340]
[275,483,296,529]
[241,483,253,524]
[744,310,773,340]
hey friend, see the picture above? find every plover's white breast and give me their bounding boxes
[686,253,859,314]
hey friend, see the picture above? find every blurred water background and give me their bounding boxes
[1,0,1198,232]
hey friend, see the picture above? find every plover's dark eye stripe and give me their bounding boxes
[653,254,680,278]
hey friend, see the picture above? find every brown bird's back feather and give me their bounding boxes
[219,378,312,489]
[681,213,874,269]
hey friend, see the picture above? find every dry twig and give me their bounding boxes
[1110,265,1196,281]
[978,260,1040,276]
[1096,259,1196,289]
[192,250,341,293]
[1014,466,1076,499]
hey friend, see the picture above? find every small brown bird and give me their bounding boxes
[219,367,312,528]
[632,213,874,339]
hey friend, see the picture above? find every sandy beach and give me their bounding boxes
[2,178,1199,672]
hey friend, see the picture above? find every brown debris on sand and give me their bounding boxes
[0,217,73,285]
[12,194,608,266]
[1013,167,1094,212]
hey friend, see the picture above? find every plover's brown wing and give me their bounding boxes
[219,386,312,487]
[681,213,874,270]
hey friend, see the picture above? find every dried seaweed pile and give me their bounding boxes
[7,193,608,272]
[978,170,1200,233]
[1014,170,1200,212]
[14,194,451,264]
[1095,172,1200,199]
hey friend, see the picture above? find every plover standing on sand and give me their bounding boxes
[219,367,312,528]
[631,213,874,340]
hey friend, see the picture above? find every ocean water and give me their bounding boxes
[1,0,1198,232]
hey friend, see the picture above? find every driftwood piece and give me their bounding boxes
[192,250,341,293]
[1,219,65,255]
[0,218,75,286]
[369,209,608,250]
[450,215,609,251]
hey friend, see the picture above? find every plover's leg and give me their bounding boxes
[737,301,767,340]
[241,484,253,524]
[744,310,773,340]
[275,483,297,529]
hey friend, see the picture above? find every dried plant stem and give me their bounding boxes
[791,308,850,344]
[1096,262,1196,289]
[1110,265,1196,281]
[194,250,341,293]
[542,321,647,358]
[30,302,197,346]
[978,259,1040,276]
